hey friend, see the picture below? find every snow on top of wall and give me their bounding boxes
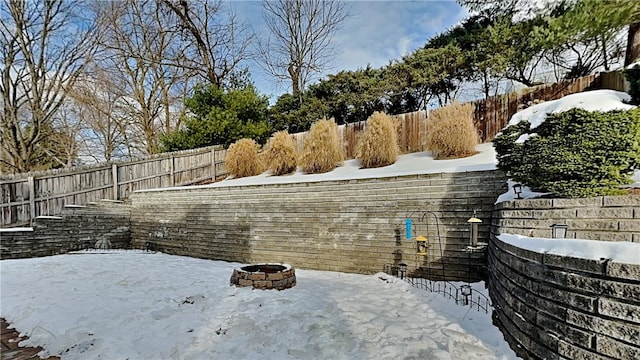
[0,227,34,232]
[138,143,498,192]
[498,234,640,265]
[507,90,634,129]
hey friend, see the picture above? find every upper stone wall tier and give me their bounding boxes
[492,195,640,242]
[129,170,507,280]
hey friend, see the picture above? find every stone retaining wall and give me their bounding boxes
[130,170,507,281]
[0,201,131,259]
[493,196,640,241]
[488,235,640,360]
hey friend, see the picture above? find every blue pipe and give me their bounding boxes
[405,219,413,240]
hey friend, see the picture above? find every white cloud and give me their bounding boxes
[234,0,468,99]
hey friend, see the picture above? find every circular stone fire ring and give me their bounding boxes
[230,263,296,290]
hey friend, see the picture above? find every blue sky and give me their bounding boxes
[229,1,469,100]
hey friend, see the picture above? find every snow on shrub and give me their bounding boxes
[265,131,298,176]
[494,108,640,198]
[356,112,399,168]
[300,118,344,174]
[225,138,263,178]
[425,101,479,159]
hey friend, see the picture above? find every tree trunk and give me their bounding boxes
[625,23,640,66]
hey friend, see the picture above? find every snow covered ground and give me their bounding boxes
[0,251,519,360]
[2,89,638,359]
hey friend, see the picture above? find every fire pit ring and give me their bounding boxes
[230,263,296,290]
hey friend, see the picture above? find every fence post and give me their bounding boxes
[112,164,119,200]
[27,176,35,225]
[169,155,175,186]
[211,148,217,181]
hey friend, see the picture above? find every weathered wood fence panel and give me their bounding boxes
[291,112,426,158]
[1,146,227,227]
[471,73,607,141]
[599,70,627,91]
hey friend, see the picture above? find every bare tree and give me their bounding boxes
[46,105,84,168]
[68,70,129,163]
[259,0,348,99]
[94,0,189,156]
[159,0,253,87]
[0,0,98,173]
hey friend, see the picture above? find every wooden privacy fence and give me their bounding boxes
[0,146,227,227]
[292,111,428,159]
[292,71,627,157]
[0,71,627,227]
[472,71,626,141]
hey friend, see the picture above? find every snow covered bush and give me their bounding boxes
[494,108,640,197]
[265,131,298,176]
[300,118,344,174]
[356,112,399,168]
[225,138,263,178]
[425,101,479,159]
[624,64,640,105]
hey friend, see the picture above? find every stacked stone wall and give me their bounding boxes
[488,234,640,359]
[493,196,640,241]
[0,201,131,259]
[130,170,507,280]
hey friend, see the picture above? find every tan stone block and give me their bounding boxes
[249,273,265,281]
[602,195,640,207]
[267,272,284,281]
[618,220,640,232]
[552,197,603,208]
[238,279,253,286]
[253,280,272,289]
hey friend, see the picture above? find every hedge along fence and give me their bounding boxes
[0,146,227,227]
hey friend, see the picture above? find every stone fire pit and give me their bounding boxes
[230,263,296,290]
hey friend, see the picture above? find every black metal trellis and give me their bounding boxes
[383,263,492,314]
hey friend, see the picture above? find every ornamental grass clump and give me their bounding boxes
[425,101,479,159]
[300,118,344,174]
[265,131,298,176]
[356,112,399,168]
[225,138,262,178]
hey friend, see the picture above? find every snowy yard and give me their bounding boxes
[0,251,518,359]
[2,89,638,359]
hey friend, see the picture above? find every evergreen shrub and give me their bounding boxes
[356,112,399,168]
[493,108,640,197]
[225,138,263,178]
[425,101,479,159]
[624,64,640,105]
[300,118,344,174]
[266,131,298,176]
